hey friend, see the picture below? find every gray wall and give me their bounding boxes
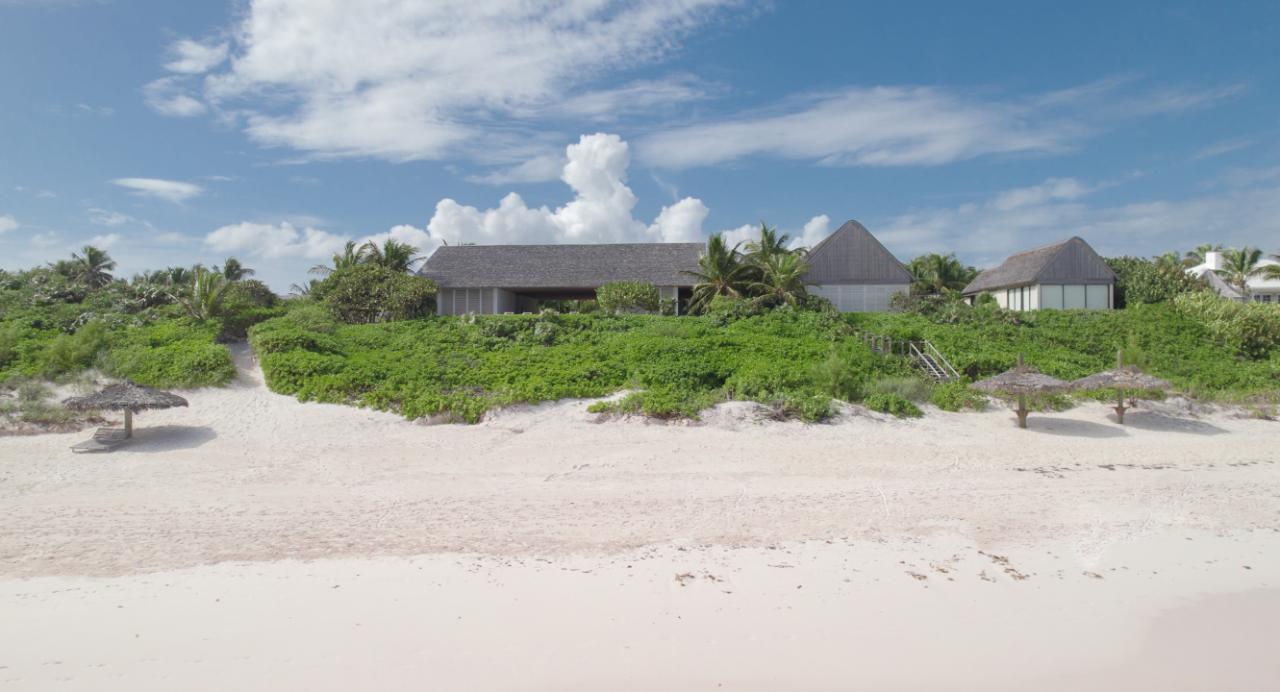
[809,284,907,312]
[437,288,518,315]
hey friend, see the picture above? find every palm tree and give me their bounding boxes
[1214,247,1265,298]
[907,253,978,295]
[309,241,362,276]
[746,252,811,308]
[1184,243,1223,268]
[1261,253,1280,281]
[216,257,255,281]
[1153,251,1185,277]
[289,279,321,298]
[744,223,793,260]
[685,234,749,313]
[360,238,420,272]
[70,246,116,288]
[170,266,230,321]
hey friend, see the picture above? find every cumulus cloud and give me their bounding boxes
[427,133,710,246]
[112,177,204,203]
[718,215,831,250]
[164,38,229,74]
[205,221,349,259]
[0,214,17,234]
[178,0,734,161]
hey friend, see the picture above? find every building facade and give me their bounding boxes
[963,237,1116,311]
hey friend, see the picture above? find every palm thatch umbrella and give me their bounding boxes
[63,382,188,438]
[1071,350,1171,424]
[970,354,1071,428]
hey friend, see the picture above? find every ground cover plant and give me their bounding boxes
[250,306,919,423]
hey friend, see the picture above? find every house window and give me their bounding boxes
[1086,284,1109,309]
[1063,285,1087,309]
[1042,285,1064,310]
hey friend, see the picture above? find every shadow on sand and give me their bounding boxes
[1118,410,1228,436]
[126,425,218,453]
[1024,417,1129,439]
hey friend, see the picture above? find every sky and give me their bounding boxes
[1,0,1277,291]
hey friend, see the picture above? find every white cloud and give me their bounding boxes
[427,133,711,246]
[144,77,208,117]
[187,0,734,161]
[1193,138,1253,161]
[466,154,565,186]
[877,176,1280,266]
[87,233,121,248]
[718,223,756,248]
[164,38,229,74]
[639,80,1244,169]
[87,208,131,226]
[112,177,204,203]
[30,232,60,249]
[794,214,831,249]
[990,178,1090,211]
[555,75,713,121]
[205,221,349,259]
[0,214,17,234]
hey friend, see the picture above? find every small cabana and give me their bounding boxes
[971,355,1071,428]
[64,382,189,452]
[1071,351,1171,424]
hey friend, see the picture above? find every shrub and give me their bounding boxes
[321,264,437,324]
[1107,256,1204,307]
[39,321,111,378]
[596,281,660,314]
[866,376,932,402]
[864,392,923,418]
[1172,292,1280,360]
[103,340,235,388]
[930,381,987,411]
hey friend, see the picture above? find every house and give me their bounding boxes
[801,220,912,312]
[419,219,910,315]
[1185,251,1280,304]
[962,236,1115,310]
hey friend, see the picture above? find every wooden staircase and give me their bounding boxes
[852,331,961,383]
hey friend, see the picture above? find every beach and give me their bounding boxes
[2,346,1278,690]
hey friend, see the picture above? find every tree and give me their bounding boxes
[1184,243,1223,267]
[686,234,749,313]
[360,238,421,273]
[1153,251,1184,277]
[744,222,794,260]
[289,279,322,298]
[216,257,255,281]
[596,282,660,314]
[907,253,977,295]
[321,263,437,323]
[309,241,362,277]
[69,246,116,288]
[1260,253,1280,281]
[1106,256,1204,307]
[170,266,230,321]
[1215,247,1265,298]
[746,252,811,308]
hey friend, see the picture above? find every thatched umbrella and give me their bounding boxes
[63,382,188,438]
[970,354,1071,428]
[1071,350,1171,424]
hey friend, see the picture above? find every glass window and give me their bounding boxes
[1086,284,1109,309]
[1042,285,1064,310]
[1064,285,1086,309]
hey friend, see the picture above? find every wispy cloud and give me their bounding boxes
[204,221,348,259]
[144,77,207,117]
[87,207,131,226]
[111,177,204,203]
[164,38,229,74]
[1193,137,1254,160]
[0,214,18,234]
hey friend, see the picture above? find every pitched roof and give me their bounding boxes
[802,220,912,285]
[419,242,705,289]
[963,236,1115,294]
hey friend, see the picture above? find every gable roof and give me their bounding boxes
[963,236,1115,294]
[419,242,705,289]
[802,220,912,285]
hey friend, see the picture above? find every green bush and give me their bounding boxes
[930,381,987,411]
[1106,256,1205,307]
[103,340,235,388]
[864,392,923,418]
[1172,292,1280,360]
[321,264,437,324]
[39,321,111,378]
[596,281,660,314]
[866,376,932,402]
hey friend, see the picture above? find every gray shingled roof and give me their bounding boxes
[963,236,1115,294]
[419,242,705,289]
[802,220,912,285]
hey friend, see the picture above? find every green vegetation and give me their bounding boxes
[850,298,1279,401]
[596,281,661,314]
[320,263,437,324]
[906,253,978,295]
[1106,256,1205,307]
[687,223,813,313]
[250,308,923,423]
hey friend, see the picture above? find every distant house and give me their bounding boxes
[801,220,913,312]
[1185,251,1280,303]
[419,219,910,315]
[962,236,1116,310]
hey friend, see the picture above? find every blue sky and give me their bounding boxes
[1,0,1277,290]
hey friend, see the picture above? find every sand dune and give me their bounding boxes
[1,344,1278,690]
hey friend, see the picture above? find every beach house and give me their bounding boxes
[962,236,1116,310]
[421,219,911,315]
[1184,250,1280,303]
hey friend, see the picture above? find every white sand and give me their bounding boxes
[1,344,1278,690]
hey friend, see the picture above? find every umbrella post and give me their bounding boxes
[1016,393,1028,428]
[1113,389,1127,425]
[124,409,133,438]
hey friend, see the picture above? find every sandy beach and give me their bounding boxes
[2,345,1278,690]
